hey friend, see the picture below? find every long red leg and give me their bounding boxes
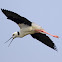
[35,29,59,38]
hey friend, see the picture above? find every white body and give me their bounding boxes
[18,23,44,37]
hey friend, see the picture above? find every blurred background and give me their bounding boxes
[0,0,62,62]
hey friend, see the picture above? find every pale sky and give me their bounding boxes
[0,0,62,62]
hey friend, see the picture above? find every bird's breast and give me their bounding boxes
[19,26,35,37]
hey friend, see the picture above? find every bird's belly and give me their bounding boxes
[20,27,35,37]
[20,31,35,37]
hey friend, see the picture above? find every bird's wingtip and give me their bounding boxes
[1,8,3,11]
[54,45,58,51]
[1,8,6,12]
[1,8,3,10]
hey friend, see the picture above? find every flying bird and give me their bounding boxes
[1,9,59,51]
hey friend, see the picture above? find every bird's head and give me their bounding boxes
[12,32,20,39]
[4,31,20,47]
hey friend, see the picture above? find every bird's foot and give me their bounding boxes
[52,35,59,38]
[35,29,59,38]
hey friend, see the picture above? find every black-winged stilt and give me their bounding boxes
[1,9,59,51]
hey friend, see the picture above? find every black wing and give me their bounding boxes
[31,33,57,51]
[1,9,32,26]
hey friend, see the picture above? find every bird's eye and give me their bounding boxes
[13,34,15,36]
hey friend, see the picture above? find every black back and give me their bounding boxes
[1,9,32,26]
[31,33,57,51]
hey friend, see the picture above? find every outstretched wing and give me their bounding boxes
[31,33,57,51]
[1,9,32,28]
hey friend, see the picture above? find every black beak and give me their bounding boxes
[4,37,14,47]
